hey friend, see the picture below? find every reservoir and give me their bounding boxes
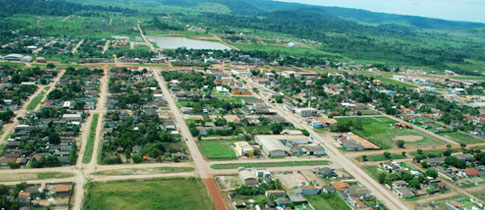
[148,36,232,50]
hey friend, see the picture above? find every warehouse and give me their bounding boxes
[3,54,24,61]
[255,135,290,157]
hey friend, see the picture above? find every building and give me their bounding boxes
[265,190,286,198]
[62,113,82,122]
[296,186,319,195]
[239,169,259,187]
[295,107,317,117]
[234,141,254,157]
[20,56,33,62]
[3,54,24,61]
[255,135,310,157]
[314,167,337,178]
[332,181,351,191]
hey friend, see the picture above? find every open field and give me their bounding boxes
[83,178,215,210]
[0,172,74,182]
[211,160,331,169]
[92,167,194,176]
[306,192,351,210]
[82,114,99,164]
[438,132,483,144]
[359,153,407,162]
[197,140,237,160]
[338,117,443,149]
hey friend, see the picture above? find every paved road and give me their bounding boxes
[245,80,411,210]
[153,69,228,210]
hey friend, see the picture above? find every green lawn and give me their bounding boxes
[211,160,330,169]
[83,178,215,210]
[26,91,44,111]
[92,167,194,176]
[37,172,75,180]
[362,166,381,181]
[438,132,483,144]
[338,117,443,149]
[360,153,407,161]
[306,193,351,210]
[197,140,237,160]
[82,114,99,164]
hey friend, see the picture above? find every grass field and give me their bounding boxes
[92,167,194,176]
[25,91,44,111]
[306,192,351,210]
[362,166,380,181]
[359,153,407,161]
[338,117,443,149]
[438,132,484,144]
[83,178,215,210]
[0,172,74,182]
[197,140,237,160]
[211,160,331,169]
[82,114,99,164]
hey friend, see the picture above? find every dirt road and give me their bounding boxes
[102,40,110,54]
[208,32,240,51]
[154,69,228,210]
[71,39,84,54]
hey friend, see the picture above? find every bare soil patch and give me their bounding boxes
[393,135,423,142]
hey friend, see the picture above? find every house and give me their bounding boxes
[62,113,82,122]
[332,181,351,191]
[454,154,474,161]
[288,194,307,204]
[434,127,445,133]
[314,167,338,178]
[422,157,445,167]
[348,187,371,199]
[448,201,463,209]
[296,186,319,195]
[462,168,480,177]
[295,107,317,117]
[265,190,286,198]
[234,141,254,157]
[301,145,326,156]
[275,197,290,207]
[349,197,368,209]
[341,141,364,151]
[393,187,414,198]
[392,180,408,189]
[55,185,72,195]
[239,169,258,187]
[322,185,335,193]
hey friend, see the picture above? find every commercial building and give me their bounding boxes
[234,141,254,157]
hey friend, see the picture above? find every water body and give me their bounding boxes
[148,36,232,50]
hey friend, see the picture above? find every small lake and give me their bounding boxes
[148,36,232,50]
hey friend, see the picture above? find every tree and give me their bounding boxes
[8,162,20,169]
[417,149,423,154]
[426,169,438,179]
[447,144,452,149]
[409,179,421,189]
[443,150,452,157]
[396,140,405,148]
[190,127,200,136]
[132,153,143,163]
[362,155,368,161]
[402,151,407,157]
[421,161,428,168]
[384,152,391,159]
[275,96,283,103]
[270,123,283,134]
[378,173,386,184]
[47,63,56,69]
[460,143,467,149]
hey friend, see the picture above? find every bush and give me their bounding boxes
[103,157,122,164]
[132,154,143,163]
[396,140,405,148]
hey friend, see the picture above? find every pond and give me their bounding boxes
[148,36,232,50]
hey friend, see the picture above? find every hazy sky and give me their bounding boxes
[277,0,485,23]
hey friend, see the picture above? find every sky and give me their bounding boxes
[277,0,485,23]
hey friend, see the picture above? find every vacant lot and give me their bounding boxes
[438,132,483,144]
[338,117,443,149]
[198,140,237,160]
[83,114,99,163]
[306,193,351,210]
[211,160,331,169]
[83,178,214,210]
[0,172,74,182]
[93,167,194,176]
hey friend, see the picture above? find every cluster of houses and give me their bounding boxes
[422,153,485,185]
[0,111,84,167]
[12,182,73,209]
[43,71,101,110]
[254,130,325,158]
[380,161,449,199]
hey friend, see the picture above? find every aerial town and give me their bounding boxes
[0,0,484,210]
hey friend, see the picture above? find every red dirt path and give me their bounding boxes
[203,178,228,210]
